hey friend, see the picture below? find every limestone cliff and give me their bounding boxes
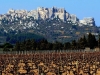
[1,7,96,26]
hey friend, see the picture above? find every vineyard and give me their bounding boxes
[0,50,100,75]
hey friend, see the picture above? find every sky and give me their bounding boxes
[0,0,100,26]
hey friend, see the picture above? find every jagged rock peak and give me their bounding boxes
[7,8,15,13]
[1,7,96,26]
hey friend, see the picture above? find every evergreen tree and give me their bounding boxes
[78,35,87,49]
[52,41,63,50]
[63,42,71,49]
[98,35,100,48]
[24,39,32,50]
[87,33,97,49]
[83,35,87,47]
[71,40,77,49]
[14,42,21,51]
[31,39,37,50]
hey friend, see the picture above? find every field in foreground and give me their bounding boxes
[0,51,100,75]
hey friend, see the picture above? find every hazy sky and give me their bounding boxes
[0,0,100,26]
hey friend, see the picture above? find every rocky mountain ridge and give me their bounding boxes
[0,7,95,27]
[0,7,99,43]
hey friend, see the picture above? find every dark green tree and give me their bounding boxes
[98,35,100,48]
[78,35,87,49]
[2,43,13,49]
[52,41,63,50]
[71,40,77,49]
[14,42,20,51]
[87,33,97,49]
[63,42,71,49]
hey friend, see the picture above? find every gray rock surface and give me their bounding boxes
[79,17,95,26]
[0,7,96,26]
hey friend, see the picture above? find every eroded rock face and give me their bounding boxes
[36,7,77,22]
[79,17,95,26]
[70,14,79,23]
[0,7,96,26]
[37,7,49,20]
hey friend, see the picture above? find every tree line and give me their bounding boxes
[1,33,100,51]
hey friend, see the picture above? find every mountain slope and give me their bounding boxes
[0,7,99,43]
